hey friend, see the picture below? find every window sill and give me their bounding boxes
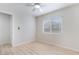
[42,32,62,35]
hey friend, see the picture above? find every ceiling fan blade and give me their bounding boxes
[25,3,34,6]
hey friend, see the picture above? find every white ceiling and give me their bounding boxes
[32,3,76,16]
[0,3,76,17]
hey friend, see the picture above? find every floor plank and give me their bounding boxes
[0,42,79,55]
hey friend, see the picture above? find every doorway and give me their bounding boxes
[0,12,12,46]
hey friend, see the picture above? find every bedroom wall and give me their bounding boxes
[36,4,79,52]
[0,4,36,46]
[12,12,36,46]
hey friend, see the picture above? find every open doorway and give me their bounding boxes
[0,12,12,47]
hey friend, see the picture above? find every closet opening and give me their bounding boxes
[0,12,12,47]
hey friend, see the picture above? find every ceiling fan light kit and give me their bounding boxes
[34,4,40,9]
[34,3,40,8]
[26,3,43,12]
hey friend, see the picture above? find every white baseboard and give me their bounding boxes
[12,39,35,47]
[0,40,11,45]
[55,44,79,52]
[37,40,79,52]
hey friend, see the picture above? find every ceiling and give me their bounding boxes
[0,3,76,17]
[32,3,76,16]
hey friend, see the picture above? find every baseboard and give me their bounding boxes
[37,40,79,53]
[0,40,11,45]
[12,39,35,47]
[55,44,79,52]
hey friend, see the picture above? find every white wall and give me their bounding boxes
[0,4,36,46]
[10,8,36,46]
[12,12,36,46]
[36,4,79,52]
[0,12,11,45]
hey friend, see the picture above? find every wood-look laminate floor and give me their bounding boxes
[0,42,79,55]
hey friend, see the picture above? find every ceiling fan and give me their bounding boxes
[26,3,43,12]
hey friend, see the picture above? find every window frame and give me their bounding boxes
[43,16,63,34]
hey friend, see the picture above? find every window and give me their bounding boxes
[43,16,62,33]
[44,22,50,32]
